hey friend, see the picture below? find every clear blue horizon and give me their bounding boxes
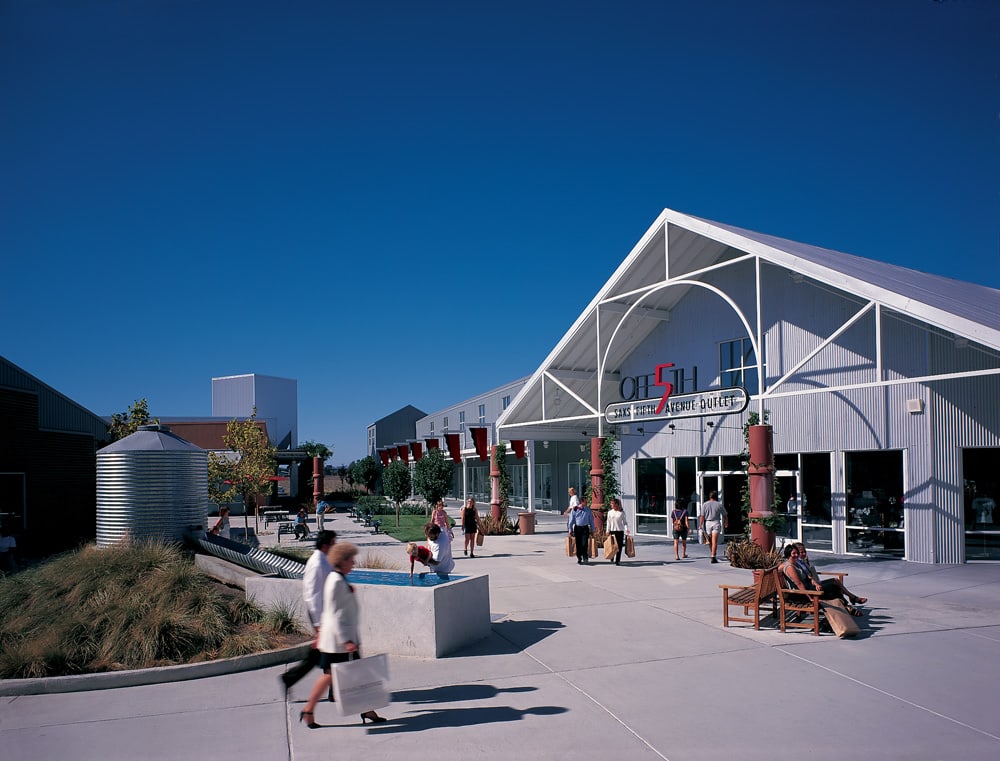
[2,0,997,464]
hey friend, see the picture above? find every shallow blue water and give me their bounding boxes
[347,569,466,587]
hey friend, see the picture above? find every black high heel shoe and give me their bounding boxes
[299,710,319,729]
[361,711,387,724]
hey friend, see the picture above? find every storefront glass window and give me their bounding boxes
[510,463,528,508]
[720,337,759,395]
[636,458,668,535]
[468,465,488,502]
[800,452,833,551]
[964,448,999,561]
[534,463,552,510]
[845,450,904,557]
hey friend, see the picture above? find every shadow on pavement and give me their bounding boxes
[392,683,537,704]
[365,704,568,733]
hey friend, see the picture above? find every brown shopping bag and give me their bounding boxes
[603,535,617,560]
[476,531,484,547]
[565,535,576,556]
[588,537,598,558]
[820,599,860,638]
[625,535,636,558]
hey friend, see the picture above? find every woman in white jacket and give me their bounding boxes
[300,542,387,727]
[605,498,630,566]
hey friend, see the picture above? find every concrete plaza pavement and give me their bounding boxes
[2,506,1000,761]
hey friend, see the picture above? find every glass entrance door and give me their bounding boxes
[696,469,745,540]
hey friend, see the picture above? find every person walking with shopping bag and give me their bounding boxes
[567,488,594,565]
[300,542,387,727]
[604,497,630,566]
[281,530,336,695]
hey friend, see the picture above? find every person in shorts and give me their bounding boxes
[698,491,728,563]
[670,500,690,560]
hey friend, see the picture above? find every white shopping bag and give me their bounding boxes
[332,653,390,716]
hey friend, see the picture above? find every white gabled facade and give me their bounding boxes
[497,209,1000,563]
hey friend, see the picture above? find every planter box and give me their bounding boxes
[245,571,491,658]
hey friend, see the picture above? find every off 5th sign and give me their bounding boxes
[605,363,749,423]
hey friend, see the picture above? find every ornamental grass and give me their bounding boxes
[0,540,303,679]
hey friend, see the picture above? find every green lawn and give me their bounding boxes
[375,512,447,544]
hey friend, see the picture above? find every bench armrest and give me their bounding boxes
[817,572,846,581]
[780,587,822,597]
[718,583,755,592]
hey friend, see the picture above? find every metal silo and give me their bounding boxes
[96,424,208,547]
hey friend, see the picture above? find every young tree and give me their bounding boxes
[381,460,412,528]
[413,448,454,513]
[108,398,159,441]
[207,409,277,535]
[299,440,334,462]
[495,442,512,521]
[344,461,357,493]
[298,440,333,497]
[351,456,380,494]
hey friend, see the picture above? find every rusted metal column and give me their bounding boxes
[490,445,502,522]
[747,425,775,551]
[590,437,606,534]
[313,456,324,503]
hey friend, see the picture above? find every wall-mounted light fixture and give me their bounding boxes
[542,441,549,449]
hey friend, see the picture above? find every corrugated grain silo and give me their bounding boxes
[96,424,208,547]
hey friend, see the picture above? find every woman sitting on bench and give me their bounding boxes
[782,545,865,616]
[794,543,867,610]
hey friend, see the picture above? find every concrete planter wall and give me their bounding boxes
[245,572,491,658]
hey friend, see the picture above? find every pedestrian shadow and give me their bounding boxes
[365,704,568,733]
[392,683,536,704]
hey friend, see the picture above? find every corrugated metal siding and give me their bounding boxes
[932,378,1000,563]
[96,451,209,546]
[212,375,255,418]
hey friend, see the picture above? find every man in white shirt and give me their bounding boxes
[281,530,336,693]
[699,491,728,563]
[425,524,455,579]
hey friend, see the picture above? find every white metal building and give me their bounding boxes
[211,373,298,450]
[497,209,1000,563]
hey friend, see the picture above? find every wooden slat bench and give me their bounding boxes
[719,565,780,630]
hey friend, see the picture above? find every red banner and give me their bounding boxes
[410,442,423,461]
[445,433,462,463]
[470,427,489,461]
[387,447,398,462]
[397,444,409,464]
[511,439,526,459]
[425,438,439,450]
[377,450,389,467]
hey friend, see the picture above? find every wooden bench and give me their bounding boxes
[719,565,780,630]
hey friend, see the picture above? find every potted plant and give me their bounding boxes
[725,538,782,583]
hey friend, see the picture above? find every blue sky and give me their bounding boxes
[2,0,997,464]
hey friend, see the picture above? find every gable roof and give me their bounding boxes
[496,208,1000,441]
